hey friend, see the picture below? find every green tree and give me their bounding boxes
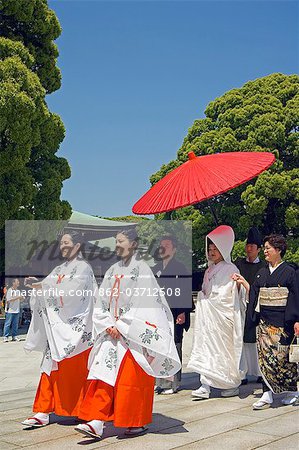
[0,0,71,271]
[150,73,299,267]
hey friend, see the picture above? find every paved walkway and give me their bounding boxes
[0,319,298,449]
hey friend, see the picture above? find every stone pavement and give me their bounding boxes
[0,318,298,450]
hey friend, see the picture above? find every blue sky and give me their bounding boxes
[48,0,299,218]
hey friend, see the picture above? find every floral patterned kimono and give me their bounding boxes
[246,262,299,393]
[24,256,96,416]
[79,253,181,427]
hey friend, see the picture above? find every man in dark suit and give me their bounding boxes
[153,235,192,394]
[235,227,266,384]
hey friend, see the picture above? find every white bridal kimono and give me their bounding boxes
[87,254,181,386]
[188,226,246,389]
[24,257,96,375]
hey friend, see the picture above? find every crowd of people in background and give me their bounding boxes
[1,224,298,440]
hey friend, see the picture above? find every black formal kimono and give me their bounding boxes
[153,257,192,391]
[245,262,299,393]
[235,258,267,342]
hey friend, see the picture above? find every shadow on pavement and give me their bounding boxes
[60,413,188,445]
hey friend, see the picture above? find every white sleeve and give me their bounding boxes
[92,275,115,339]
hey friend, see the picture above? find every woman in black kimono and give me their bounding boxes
[233,234,299,410]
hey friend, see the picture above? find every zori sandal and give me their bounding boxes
[21,416,49,427]
[75,422,103,439]
[124,426,148,437]
[252,400,271,410]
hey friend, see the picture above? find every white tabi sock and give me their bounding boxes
[34,413,50,421]
[87,420,104,434]
[260,391,273,404]
[200,383,211,393]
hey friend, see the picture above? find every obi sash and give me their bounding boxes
[258,287,289,307]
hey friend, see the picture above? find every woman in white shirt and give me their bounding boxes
[3,278,23,342]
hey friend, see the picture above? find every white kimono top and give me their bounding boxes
[87,254,181,386]
[24,257,96,375]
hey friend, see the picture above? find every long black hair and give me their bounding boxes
[61,230,84,246]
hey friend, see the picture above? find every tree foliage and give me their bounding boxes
[0,0,62,93]
[0,0,71,271]
[150,73,299,267]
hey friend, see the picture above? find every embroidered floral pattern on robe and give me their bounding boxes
[130,267,140,281]
[139,328,162,344]
[105,348,117,370]
[160,358,175,376]
[257,320,298,393]
[87,254,181,386]
[24,257,96,375]
[81,331,93,345]
[68,316,86,332]
[64,343,76,356]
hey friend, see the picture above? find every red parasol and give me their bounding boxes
[132,151,275,215]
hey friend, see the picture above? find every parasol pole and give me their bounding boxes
[188,151,218,226]
[207,201,219,226]
[194,201,219,226]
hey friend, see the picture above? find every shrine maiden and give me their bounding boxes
[76,229,181,439]
[22,232,96,427]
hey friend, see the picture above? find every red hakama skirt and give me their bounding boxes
[79,350,155,427]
